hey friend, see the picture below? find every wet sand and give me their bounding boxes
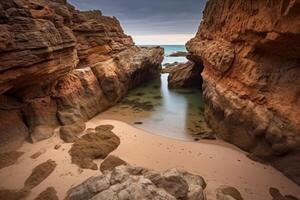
[0,118,299,200]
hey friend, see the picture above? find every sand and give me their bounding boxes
[0,118,299,200]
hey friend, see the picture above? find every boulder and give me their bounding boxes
[168,51,188,57]
[100,155,127,173]
[66,165,206,200]
[162,62,183,73]
[168,61,202,89]
[69,125,120,170]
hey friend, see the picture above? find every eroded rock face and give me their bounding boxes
[0,0,164,145]
[0,0,78,94]
[0,95,28,152]
[167,61,202,89]
[66,165,206,200]
[187,0,300,184]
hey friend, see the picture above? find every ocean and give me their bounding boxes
[141,45,188,65]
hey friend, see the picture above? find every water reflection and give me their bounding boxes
[99,73,205,141]
[98,45,205,141]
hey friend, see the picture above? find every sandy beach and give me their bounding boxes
[0,116,299,200]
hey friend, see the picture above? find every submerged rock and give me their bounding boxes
[66,165,206,200]
[168,51,188,57]
[121,99,154,111]
[69,125,120,170]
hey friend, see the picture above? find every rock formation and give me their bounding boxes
[69,125,120,170]
[66,165,206,200]
[100,155,127,173]
[167,61,202,89]
[0,0,163,150]
[187,0,300,184]
[167,51,188,57]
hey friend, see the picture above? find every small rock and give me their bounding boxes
[0,151,24,169]
[95,125,114,132]
[216,186,243,200]
[30,149,46,159]
[24,159,57,189]
[100,155,127,173]
[135,92,145,96]
[153,95,162,99]
[34,187,58,200]
[199,132,216,140]
[148,168,189,198]
[269,187,299,200]
[168,51,188,57]
[134,122,143,125]
[54,144,61,150]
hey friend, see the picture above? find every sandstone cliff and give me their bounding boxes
[187,0,300,184]
[0,0,163,149]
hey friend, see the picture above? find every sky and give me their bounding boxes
[69,0,207,45]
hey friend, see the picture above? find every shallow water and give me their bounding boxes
[99,45,205,140]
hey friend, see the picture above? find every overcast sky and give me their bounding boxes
[69,0,207,45]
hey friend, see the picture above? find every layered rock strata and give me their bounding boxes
[187,0,300,184]
[0,0,163,150]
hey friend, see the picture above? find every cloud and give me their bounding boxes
[68,0,207,36]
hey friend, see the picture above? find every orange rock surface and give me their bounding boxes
[187,0,300,184]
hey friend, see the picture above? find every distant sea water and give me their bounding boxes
[140,45,188,65]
